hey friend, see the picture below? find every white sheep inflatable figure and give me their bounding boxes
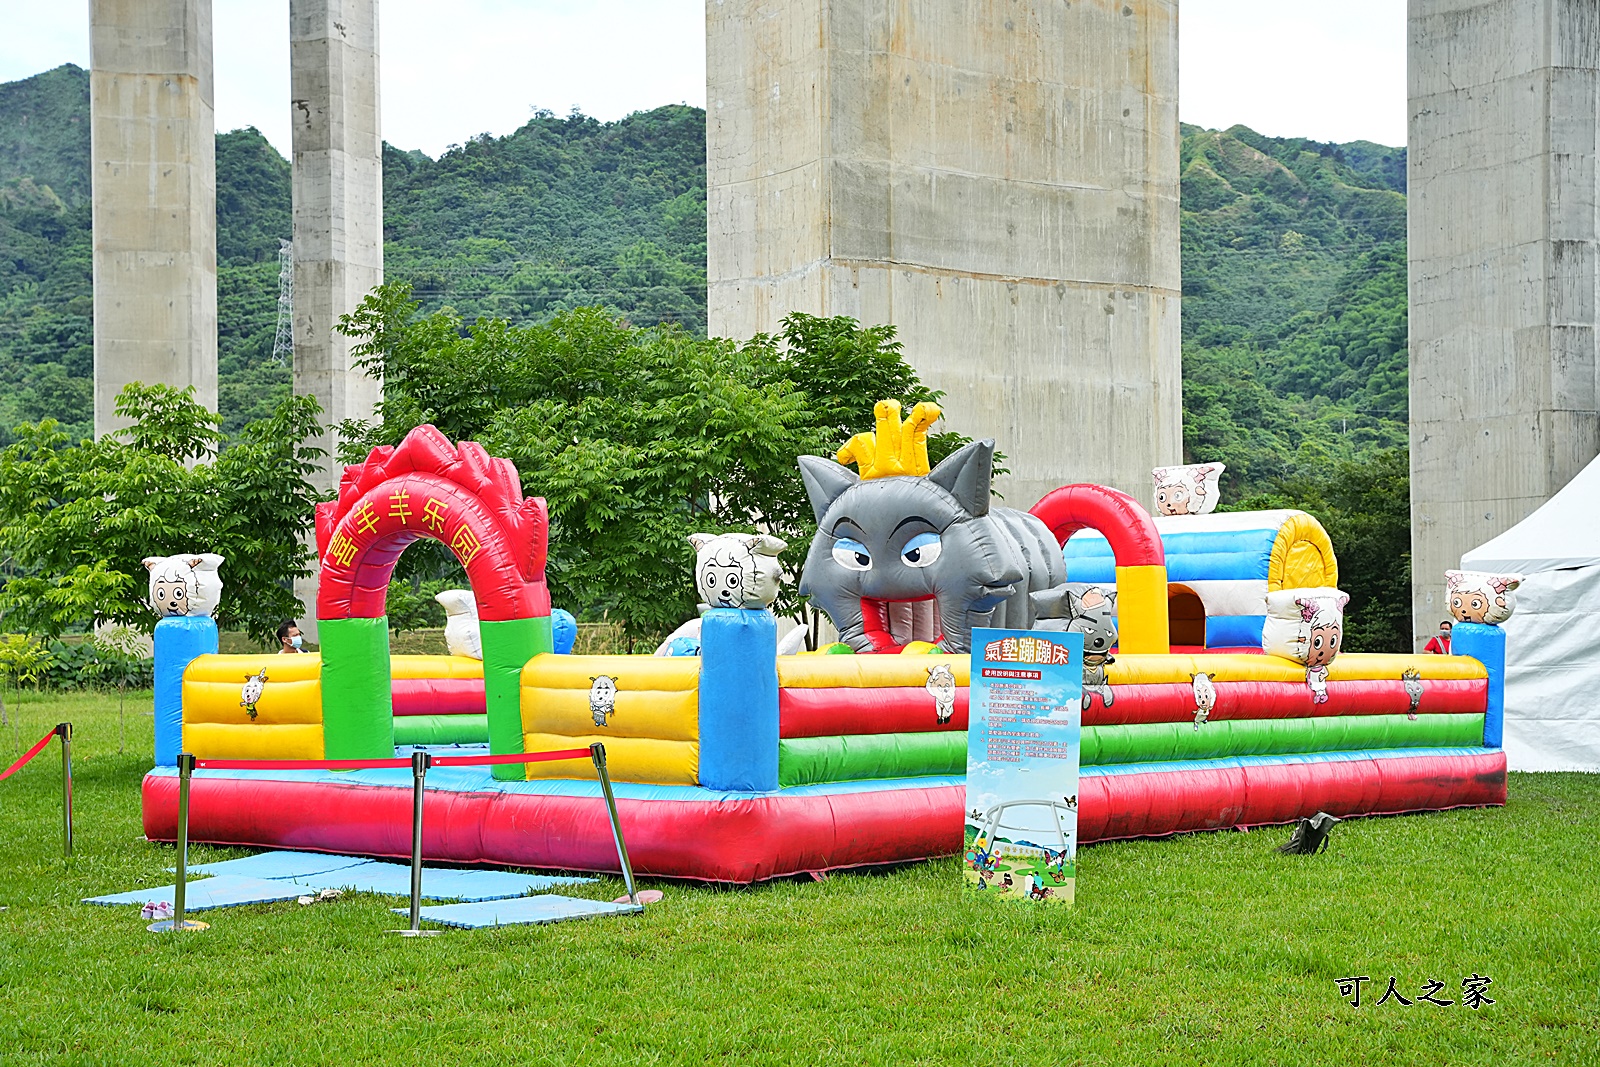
[654,532,788,656]
[143,554,224,618]
[1444,570,1522,626]
[435,589,483,660]
[1151,462,1226,516]
[689,532,787,610]
[1262,587,1349,705]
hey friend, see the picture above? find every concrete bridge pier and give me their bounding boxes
[289,0,385,640]
[706,0,1183,507]
[89,0,218,438]
[1408,0,1600,644]
[290,0,384,482]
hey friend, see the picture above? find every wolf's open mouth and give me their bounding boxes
[860,596,943,650]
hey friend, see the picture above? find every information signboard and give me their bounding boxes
[963,628,1083,904]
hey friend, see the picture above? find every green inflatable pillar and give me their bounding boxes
[319,617,395,760]
[482,615,551,781]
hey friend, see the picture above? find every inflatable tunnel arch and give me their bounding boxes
[1029,485,1170,653]
[314,425,551,779]
[1062,508,1338,649]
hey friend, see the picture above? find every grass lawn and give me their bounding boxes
[2,689,1596,1066]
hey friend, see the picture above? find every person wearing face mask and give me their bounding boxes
[277,620,306,654]
[1424,619,1452,655]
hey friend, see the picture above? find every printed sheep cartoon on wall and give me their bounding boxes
[589,675,619,727]
[240,668,268,720]
[925,663,958,724]
[1191,671,1217,730]
[143,554,224,618]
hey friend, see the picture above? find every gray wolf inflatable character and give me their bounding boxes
[798,400,1066,654]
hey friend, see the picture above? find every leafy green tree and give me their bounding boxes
[0,631,53,755]
[1225,448,1411,653]
[335,283,961,646]
[386,575,465,635]
[85,623,149,753]
[0,383,324,642]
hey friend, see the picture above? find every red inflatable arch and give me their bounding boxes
[314,425,550,622]
[311,425,550,772]
[1030,483,1170,653]
[1029,483,1164,566]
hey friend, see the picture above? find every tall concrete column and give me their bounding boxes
[1408,0,1600,646]
[90,0,218,438]
[707,0,1182,507]
[290,0,383,484]
[291,0,383,638]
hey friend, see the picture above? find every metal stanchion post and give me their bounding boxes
[151,753,207,932]
[590,743,639,906]
[56,723,72,858]
[388,750,438,937]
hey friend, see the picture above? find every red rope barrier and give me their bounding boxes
[0,727,58,782]
[191,747,592,772]
[194,756,411,771]
[431,748,591,767]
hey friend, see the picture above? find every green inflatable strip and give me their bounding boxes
[776,712,1485,785]
[1081,713,1486,766]
[778,731,966,788]
[392,714,489,747]
[318,617,394,760]
[481,615,552,781]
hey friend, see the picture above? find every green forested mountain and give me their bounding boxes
[0,64,91,203]
[383,106,706,331]
[215,126,294,430]
[0,65,707,439]
[0,63,1417,648]
[0,65,1406,488]
[1179,124,1408,492]
[0,67,95,441]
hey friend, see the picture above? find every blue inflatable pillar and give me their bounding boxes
[153,615,218,765]
[697,608,779,792]
[1451,622,1506,748]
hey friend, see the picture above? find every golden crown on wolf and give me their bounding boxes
[835,399,942,480]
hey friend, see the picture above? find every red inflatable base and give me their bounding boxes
[141,750,1507,883]
[1078,749,1507,841]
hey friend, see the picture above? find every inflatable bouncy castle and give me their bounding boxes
[141,415,1507,882]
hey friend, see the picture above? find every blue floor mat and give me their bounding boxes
[393,894,643,929]
[174,850,372,881]
[293,861,593,902]
[84,874,312,911]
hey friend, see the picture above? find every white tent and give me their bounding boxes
[1462,452,1600,771]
